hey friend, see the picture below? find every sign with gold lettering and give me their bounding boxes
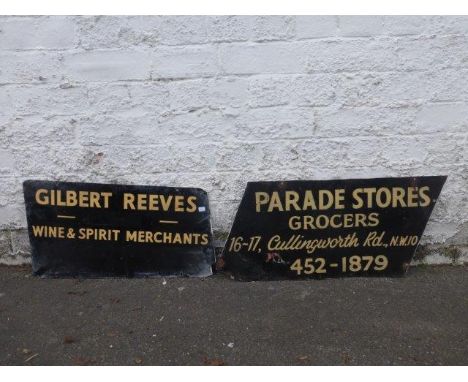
[222,176,446,280]
[23,180,214,277]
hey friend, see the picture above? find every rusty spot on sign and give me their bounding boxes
[265,252,285,264]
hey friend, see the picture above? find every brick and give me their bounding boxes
[379,134,466,167]
[215,143,264,171]
[63,50,151,81]
[10,145,91,177]
[0,148,15,175]
[87,82,168,114]
[0,177,18,207]
[428,68,468,102]
[157,16,208,45]
[77,114,161,146]
[313,106,417,137]
[295,16,338,39]
[209,201,238,234]
[0,115,77,148]
[382,16,430,36]
[0,51,62,83]
[73,144,219,176]
[219,42,306,74]
[0,206,26,229]
[232,107,316,141]
[152,45,219,79]
[0,85,89,117]
[157,110,236,142]
[76,16,161,49]
[303,38,399,73]
[10,229,31,263]
[0,16,76,50]
[156,106,316,143]
[415,103,468,133]
[248,74,337,107]
[252,16,294,41]
[338,16,385,37]
[0,230,11,261]
[0,229,31,264]
[165,77,248,113]
[337,71,428,107]
[426,16,468,36]
[336,70,468,107]
[206,16,254,42]
[392,35,468,72]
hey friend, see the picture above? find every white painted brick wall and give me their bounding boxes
[1,16,467,265]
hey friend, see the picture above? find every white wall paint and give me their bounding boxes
[1,16,467,264]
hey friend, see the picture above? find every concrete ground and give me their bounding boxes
[0,265,467,365]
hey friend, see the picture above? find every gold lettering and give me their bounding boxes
[419,186,431,207]
[407,187,418,207]
[160,195,173,211]
[148,194,159,211]
[302,190,317,210]
[123,193,135,210]
[255,192,270,212]
[35,189,49,205]
[186,196,197,212]
[392,187,406,207]
[289,216,301,230]
[174,196,184,212]
[137,194,147,210]
[285,191,300,211]
[352,188,364,209]
[267,192,283,212]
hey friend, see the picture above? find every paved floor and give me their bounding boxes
[0,265,467,365]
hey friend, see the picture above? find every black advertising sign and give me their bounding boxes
[23,180,214,277]
[222,176,447,280]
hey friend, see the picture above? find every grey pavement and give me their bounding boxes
[0,265,467,365]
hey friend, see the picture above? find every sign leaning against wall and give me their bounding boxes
[23,180,215,277]
[222,176,447,280]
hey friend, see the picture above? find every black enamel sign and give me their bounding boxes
[222,176,447,280]
[24,180,214,277]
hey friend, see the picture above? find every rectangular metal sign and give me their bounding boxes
[222,176,446,280]
[24,180,214,277]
